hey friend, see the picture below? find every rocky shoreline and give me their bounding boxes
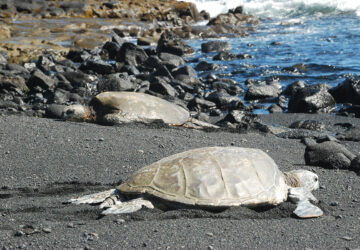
[1,1,360,248]
[1,1,360,171]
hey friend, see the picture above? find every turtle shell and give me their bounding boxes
[91,92,190,125]
[117,147,289,207]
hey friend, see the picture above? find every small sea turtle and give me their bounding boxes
[62,91,217,128]
[67,147,323,219]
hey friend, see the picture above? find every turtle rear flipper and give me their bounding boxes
[66,189,116,205]
[288,187,323,218]
[182,118,219,129]
[101,198,154,215]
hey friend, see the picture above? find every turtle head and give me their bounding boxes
[62,105,93,122]
[285,170,319,191]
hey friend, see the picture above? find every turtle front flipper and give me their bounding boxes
[66,189,117,205]
[293,200,323,218]
[288,187,323,218]
[101,198,154,215]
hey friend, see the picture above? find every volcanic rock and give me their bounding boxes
[305,141,356,169]
[288,84,335,113]
[329,77,360,105]
[201,41,231,53]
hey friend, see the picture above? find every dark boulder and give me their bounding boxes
[213,51,237,61]
[268,104,283,113]
[350,156,360,174]
[102,41,121,60]
[217,110,259,129]
[208,12,259,26]
[116,42,148,67]
[337,126,360,141]
[195,61,220,71]
[142,56,162,71]
[170,79,195,93]
[157,31,194,56]
[338,105,360,118]
[282,80,307,97]
[289,120,325,131]
[188,97,216,112]
[211,81,243,96]
[276,130,330,140]
[36,55,56,73]
[62,71,92,89]
[79,60,113,75]
[229,6,243,14]
[329,77,360,105]
[305,141,356,169]
[150,77,177,97]
[245,82,281,101]
[0,75,28,96]
[288,84,335,113]
[201,41,231,53]
[158,53,185,68]
[120,65,140,75]
[6,64,29,75]
[172,65,197,79]
[27,70,57,92]
[152,65,174,79]
[213,51,252,61]
[66,49,92,63]
[205,90,244,110]
[97,74,135,92]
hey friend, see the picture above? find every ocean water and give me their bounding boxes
[183,0,360,111]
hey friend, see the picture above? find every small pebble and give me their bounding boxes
[42,227,52,233]
[206,232,214,237]
[341,236,353,241]
[330,201,339,206]
[114,219,125,224]
[98,138,104,142]
[67,223,75,228]
[14,230,25,237]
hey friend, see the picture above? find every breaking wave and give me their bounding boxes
[184,0,360,18]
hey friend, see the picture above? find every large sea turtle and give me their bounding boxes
[67,147,323,219]
[62,91,218,128]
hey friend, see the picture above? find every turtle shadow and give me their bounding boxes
[0,182,116,199]
[108,202,297,222]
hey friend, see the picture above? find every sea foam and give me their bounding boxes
[184,0,360,18]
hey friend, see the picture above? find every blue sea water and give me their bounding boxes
[183,0,360,111]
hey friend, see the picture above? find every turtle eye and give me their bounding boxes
[314,177,318,182]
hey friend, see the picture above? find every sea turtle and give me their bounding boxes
[62,91,218,128]
[67,147,323,219]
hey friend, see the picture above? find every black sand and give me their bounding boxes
[1,114,360,249]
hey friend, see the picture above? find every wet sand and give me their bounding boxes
[0,113,360,249]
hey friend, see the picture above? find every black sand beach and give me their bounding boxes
[1,113,359,249]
